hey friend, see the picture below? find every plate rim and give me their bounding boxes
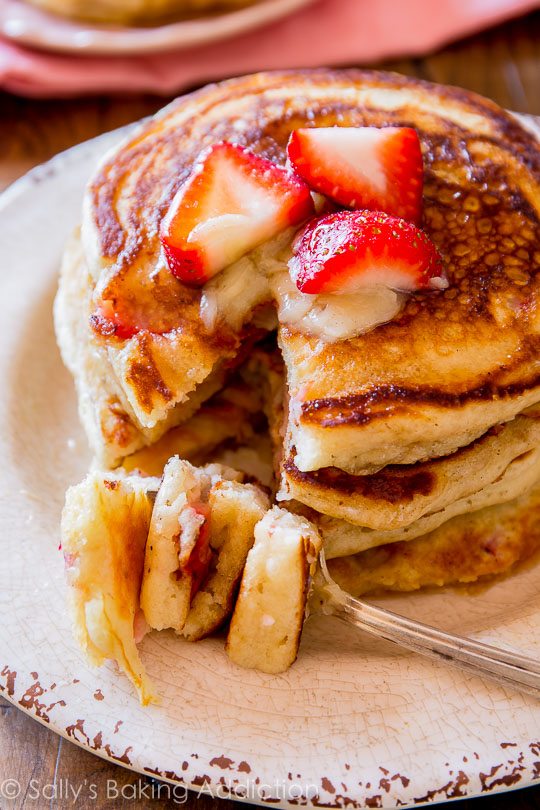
[0,687,538,810]
[1,114,540,810]
[0,0,315,55]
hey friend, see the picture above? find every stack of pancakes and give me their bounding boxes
[256,348,540,594]
[56,69,540,689]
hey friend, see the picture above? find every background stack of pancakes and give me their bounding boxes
[55,70,540,686]
[24,0,262,25]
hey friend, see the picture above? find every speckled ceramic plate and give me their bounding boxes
[0,0,314,55]
[1,119,540,809]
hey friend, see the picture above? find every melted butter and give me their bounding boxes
[200,227,405,341]
[200,253,273,333]
[270,266,405,341]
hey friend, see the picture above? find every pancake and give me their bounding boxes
[328,478,540,596]
[318,439,540,558]
[276,90,540,474]
[55,230,227,467]
[122,375,262,476]
[69,72,540,471]
[253,346,540,551]
[283,414,540,530]
[141,457,269,638]
[182,473,270,641]
[226,507,321,673]
[61,470,159,704]
[26,0,260,25]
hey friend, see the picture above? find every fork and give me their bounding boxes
[310,550,540,698]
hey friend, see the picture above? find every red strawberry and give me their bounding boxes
[288,210,447,295]
[184,507,212,600]
[287,126,423,223]
[160,141,314,287]
[90,298,138,340]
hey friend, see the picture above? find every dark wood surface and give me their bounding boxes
[1,9,540,808]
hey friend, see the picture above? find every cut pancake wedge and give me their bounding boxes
[62,458,270,700]
[226,507,321,673]
[61,470,159,704]
[54,231,227,468]
[141,457,269,639]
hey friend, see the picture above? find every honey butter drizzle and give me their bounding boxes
[199,227,406,342]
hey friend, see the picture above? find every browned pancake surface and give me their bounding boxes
[328,478,540,596]
[85,70,540,446]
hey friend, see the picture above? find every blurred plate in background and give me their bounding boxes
[0,0,314,55]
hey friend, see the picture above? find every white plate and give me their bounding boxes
[1,123,540,810]
[0,0,314,55]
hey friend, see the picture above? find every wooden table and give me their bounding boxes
[1,10,540,809]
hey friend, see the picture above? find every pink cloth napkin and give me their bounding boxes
[0,0,538,97]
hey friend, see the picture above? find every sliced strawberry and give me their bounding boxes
[160,141,314,287]
[183,505,212,601]
[90,298,138,340]
[287,126,423,223]
[288,210,447,295]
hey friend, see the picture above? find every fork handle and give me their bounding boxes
[317,576,540,698]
